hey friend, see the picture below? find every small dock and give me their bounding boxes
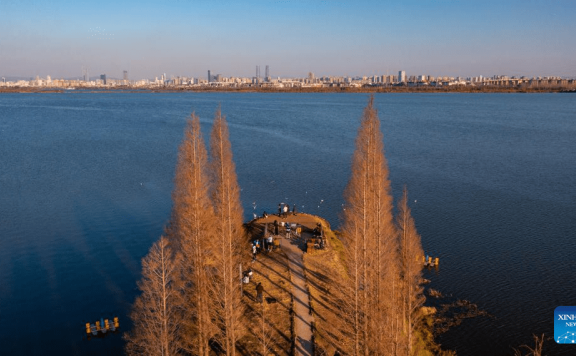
[423,255,439,268]
[85,317,119,337]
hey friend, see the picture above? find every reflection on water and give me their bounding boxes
[0,93,575,355]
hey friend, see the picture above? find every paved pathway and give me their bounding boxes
[282,234,314,356]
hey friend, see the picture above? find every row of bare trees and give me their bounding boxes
[339,97,425,355]
[125,109,245,356]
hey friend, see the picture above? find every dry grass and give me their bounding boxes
[301,220,352,355]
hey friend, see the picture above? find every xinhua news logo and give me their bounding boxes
[555,306,576,344]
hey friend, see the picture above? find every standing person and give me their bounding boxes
[292,204,297,216]
[252,244,257,262]
[274,220,279,235]
[267,235,274,252]
[278,204,282,217]
[256,283,264,303]
[283,204,289,217]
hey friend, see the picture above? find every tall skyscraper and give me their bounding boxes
[265,65,269,80]
[208,70,211,83]
[82,66,89,82]
[399,70,406,83]
[100,74,107,85]
[123,70,128,80]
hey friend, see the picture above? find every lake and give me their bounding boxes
[0,92,574,355]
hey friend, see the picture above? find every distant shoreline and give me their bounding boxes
[1,86,575,94]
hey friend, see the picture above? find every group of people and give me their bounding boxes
[278,203,297,218]
[242,269,264,303]
[252,236,276,262]
[273,219,296,239]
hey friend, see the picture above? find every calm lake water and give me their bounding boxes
[0,92,575,355]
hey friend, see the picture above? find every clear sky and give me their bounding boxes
[1,0,575,79]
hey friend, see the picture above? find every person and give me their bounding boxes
[252,244,257,262]
[256,282,264,303]
[278,204,282,217]
[243,268,253,283]
[292,204,297,216]
[286,223,291,239]
[283,204,289,217]
[262,211,268,218]
[267,235,274,251]
[274,220,279,235]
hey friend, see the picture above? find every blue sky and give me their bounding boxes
[1,0,575,79]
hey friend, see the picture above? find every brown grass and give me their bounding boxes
[302,221,352,355]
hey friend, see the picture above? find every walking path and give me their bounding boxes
[283,234,314,356]
[255,213,327,355]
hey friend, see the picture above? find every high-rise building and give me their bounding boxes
[100,74,107,85]
[399,70,406,83]
[123,70,128,80]
[82,66,89,82]
[207,70,211,83]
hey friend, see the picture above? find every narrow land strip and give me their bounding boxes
[283,235,314,356]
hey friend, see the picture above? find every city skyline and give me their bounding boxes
[1,0,575,79]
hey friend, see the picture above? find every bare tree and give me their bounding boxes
[513,334,546,356]
[125,237,181,356]
[170,113,216,356]
[209,108,245,356]
[397,186,425,355]
[340,96,397,355]
[257,305,273,356]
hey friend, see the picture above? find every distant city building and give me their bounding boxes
[399,70,406,83]
[2,69,575,90]
[82,66,89,82]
